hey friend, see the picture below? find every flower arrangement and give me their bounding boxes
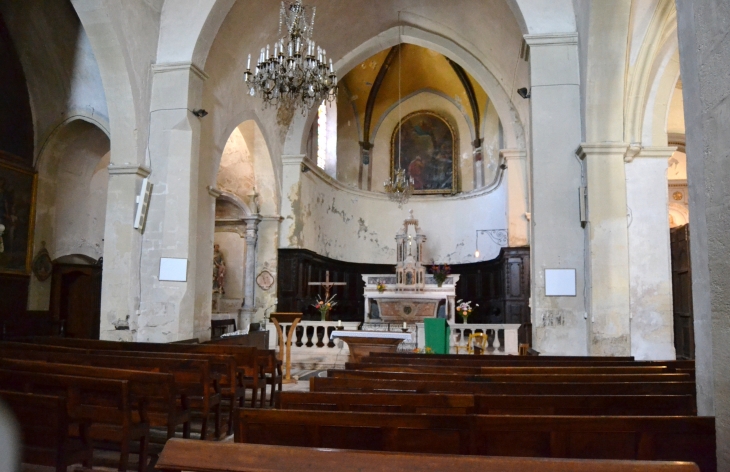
[456,299,478,323]
[414,347,435,354]
[312,294,337,321]
[430,264,451,287]
[376,280,387,293]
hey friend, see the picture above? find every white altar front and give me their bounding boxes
[362,274,461,323]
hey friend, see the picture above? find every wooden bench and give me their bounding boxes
[359,356,695,369]
[0,369,148,472]
[0,346,226,439]
[0,357,190,441]
[310,377,697,396]
[17,338,258,436]
[369,352,639,361]
[344,362,673,375]
[327,369,691,383]
[235,409,715,471]
[156,438,701,472]
[279,392,697,416]
[0,390,94,472]
[280,391,476,414]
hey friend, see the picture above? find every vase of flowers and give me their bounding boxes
[376,280,387,293]
[456,300,477,323]
[430,264,451,287]
[312,294,337,321]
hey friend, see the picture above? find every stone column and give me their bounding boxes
[279,154,306,249]
[677,7,730,466]
[502,149,529,247]
[135,62,209,342]
[577,143,631,356]
[524,33,586,355]
[240,215,261,330]
[625,146,677,360]
[99,165,150,341]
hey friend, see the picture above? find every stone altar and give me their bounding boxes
[362,274,460,323]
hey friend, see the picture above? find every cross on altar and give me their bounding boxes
[309,271,347,300]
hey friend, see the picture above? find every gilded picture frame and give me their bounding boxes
[391,110,459,195]
[0,159,38,275]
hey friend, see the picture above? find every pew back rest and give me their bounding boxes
[156,438,701,472]
[235,409,715,471]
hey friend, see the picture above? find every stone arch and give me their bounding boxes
[69,0,141,166]
[625,0,677,145]
[504,0,577,35]
[283,24,528,157]
[28,118,110,311]
[157,0,237,68]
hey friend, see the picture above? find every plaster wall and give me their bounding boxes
[626,151,676,361]
[28,121,110,311]
[286,164,508,266]
[676,0,730,467]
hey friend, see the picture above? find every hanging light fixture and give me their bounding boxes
[384,33,414,205]
[244,1,337,111]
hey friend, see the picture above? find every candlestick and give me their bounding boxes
[338,320,342,327]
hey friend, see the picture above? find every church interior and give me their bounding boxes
[0,0,728,470]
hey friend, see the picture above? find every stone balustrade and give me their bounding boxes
[267,320,521,368]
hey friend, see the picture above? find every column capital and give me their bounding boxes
[500,149,527,161]
[281,154,306,166]
[524,32,578,47]
[207,186,223,198]
[576,143,630,160]
[151,62,209,82]
[635,146,678,160]
[108,164,152,177]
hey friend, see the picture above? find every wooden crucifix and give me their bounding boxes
[309,270,347,300]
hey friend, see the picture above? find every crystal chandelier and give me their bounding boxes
[383,35,414,205]
[384,168,414,205]
[244,1,338,111]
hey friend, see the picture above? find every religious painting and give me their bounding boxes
[391,111,458,194]
[0,160,37,274]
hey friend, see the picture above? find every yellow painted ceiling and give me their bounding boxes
[340,44,489,142]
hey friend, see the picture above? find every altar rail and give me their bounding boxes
[267,321,521,359]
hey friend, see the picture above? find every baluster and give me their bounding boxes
[316,326,325,347]
[295,325,304,347]
[326,326,335,348]
[494,328,502,351]
[305,325,314,347]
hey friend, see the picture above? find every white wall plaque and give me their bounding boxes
[545,269,577,297]
[159,258,188,282]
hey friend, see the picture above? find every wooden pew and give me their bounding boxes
[327,369,691,383]
[359,356,695,370]
[0,390,94,472]
[235,409,715,471]
[344,362,673,375]
[369,352,637,360]
[280,391,476,414]
[0,370,148,472]
[156,438,701,472]
[279,392,697,416]
[25,337,259,404]
[15,338,258,436]
[0,357,189,440]
[0,346,227,439]
[310,377,697,396]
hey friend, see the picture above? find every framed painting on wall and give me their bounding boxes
[391,111,459,195]
[0,160,37,274]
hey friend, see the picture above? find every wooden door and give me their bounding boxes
[670,225,694,360]
[51,263,102,339]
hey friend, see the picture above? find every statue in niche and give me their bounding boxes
[213,244,227,294]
